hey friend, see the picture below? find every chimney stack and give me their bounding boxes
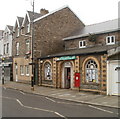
[40,8,49,15]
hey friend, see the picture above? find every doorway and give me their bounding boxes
[64,67,71,89]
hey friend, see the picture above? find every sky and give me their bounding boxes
[0,0,119,30]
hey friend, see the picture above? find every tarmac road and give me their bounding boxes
[2,87,119,118]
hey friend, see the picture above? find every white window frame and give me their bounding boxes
[27,23,30,33]
[44,63,52,80]
[17,27,20,37]
[20,65,24,76]
[106,35,115,45]
[16,42,19,55]
[25,65,29,76]
[26,40,30,54]
[79,40,86,48]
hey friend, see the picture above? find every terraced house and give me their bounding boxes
[0,25,13,81]
[12,6,83,84]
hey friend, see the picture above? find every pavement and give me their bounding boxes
[1,81,120,109]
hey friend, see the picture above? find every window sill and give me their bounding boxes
[26,74,29,76]
[79,46,86,48]
[20,74,24,76]
[106,43,115,45]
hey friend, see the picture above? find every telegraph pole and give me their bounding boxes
[31,0,35,90]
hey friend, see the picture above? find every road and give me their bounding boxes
[2,87,119,118]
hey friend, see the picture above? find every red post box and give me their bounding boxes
[74,73,80,87]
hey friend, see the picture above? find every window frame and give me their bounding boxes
[16,42,20,55]
[106,35,115,45]
[17,27,20,37]
[27,23,30,33]
[25,65,29,76]
[44,62,52,80]
[79,40,86,48]
[20,65,24,76]
[26,40,30,54]
[6,43,9,54]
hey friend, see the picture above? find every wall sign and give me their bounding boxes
[56,56,76,61]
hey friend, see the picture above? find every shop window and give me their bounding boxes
[44,62,52,80]
[86,59,98,83]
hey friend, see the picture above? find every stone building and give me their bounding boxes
[38,19,120,94]
[0,26,13,81]
[12,6,83,83]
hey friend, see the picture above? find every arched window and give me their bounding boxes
[44,62,52,80]
[86,59,98,83]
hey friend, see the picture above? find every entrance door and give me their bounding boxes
[64,67,71,89]
[15,64,18,82]
[111,64,120,95]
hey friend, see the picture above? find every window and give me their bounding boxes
[20,66,24,75]
[27,23,30,33]
[17,28,20,37]
[16,42,19,55]
[25,65,29,76]
[44,63,52,80]
[4,44,6,54]
[86,60,98,83]
[79,40,86,48]
[26,40,30,54]
[6,43,9,54]
[106,36,115,45]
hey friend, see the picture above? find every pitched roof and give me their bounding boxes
[40,44,119,59]
[0,30,4,39]
[7,25,13,32]
[34,5,85,26]
[27,11,43,21]
[64,19,119,40]
[17,17,24,26]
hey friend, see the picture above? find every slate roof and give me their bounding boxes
[17,17,24,27]
[40,44,119,59]
[64,19,119,40]
[27,11,43,21]
[7,25,13,32]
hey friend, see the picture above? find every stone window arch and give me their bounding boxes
[86,59,98,83]
[44,62,52,80]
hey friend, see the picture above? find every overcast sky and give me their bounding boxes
[0,0,119,30]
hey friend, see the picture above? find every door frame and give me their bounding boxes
[61,61,74,89]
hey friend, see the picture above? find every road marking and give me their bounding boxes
[16,99,24,106]
[3,96,66,118]
[55,112,67,119]
[88,105,114,114]
[45,97,56,102]
[19,91,25,95]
